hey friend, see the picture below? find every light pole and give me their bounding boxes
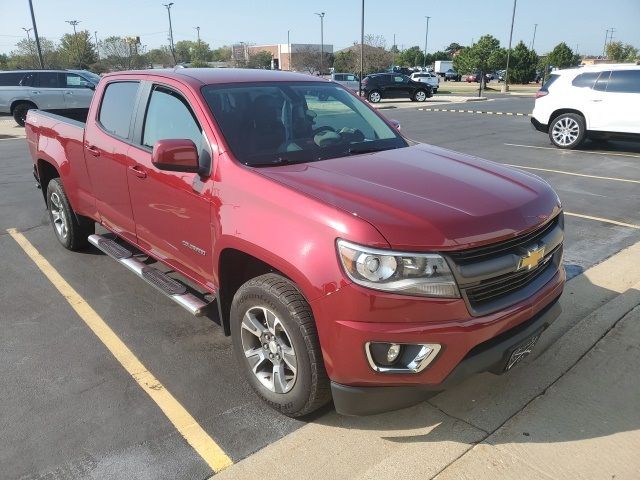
[66,20,80,67]
[359,0,364,95]
[28,0,44,68]
[163,3,176,65]
[287,30,291,70]
[22,28,35,65]
[501,0,517,93]
[314,12,325,75]
[423,16,430,68]
[530,23,537,50]
[195,26,200,43]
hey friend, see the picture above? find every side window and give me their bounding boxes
[593,71,610,92]
[393,75,404,83]
[64,73,91,88]
[346,75,356,81]
[607,70,640,94]
[571,72,600,88]
[20,73,36,87]
[334,74,345,81]
[98,81,140,139]
[142,86,202,149]
[0,72,27,86]
[35,72,61,88]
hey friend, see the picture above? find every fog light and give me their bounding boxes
[387,343,401,363]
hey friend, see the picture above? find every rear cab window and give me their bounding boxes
[98,81,140,139]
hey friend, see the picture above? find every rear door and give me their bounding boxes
[61,72,95,109]
[23,72,65,110]
[600,69,640,134]
[83,80,141,243]
[127,82,214,287]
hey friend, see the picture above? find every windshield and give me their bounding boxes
[201,82,407,166]
[71,70,101,84]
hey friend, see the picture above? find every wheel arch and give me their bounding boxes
[549,108,587,129]
[37,158,60,204]
[10,99,37,114]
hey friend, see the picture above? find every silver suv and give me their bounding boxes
[0,69,99,126]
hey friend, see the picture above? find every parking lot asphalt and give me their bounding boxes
[2,96,640,479]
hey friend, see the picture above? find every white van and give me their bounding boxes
[531,64,640,148]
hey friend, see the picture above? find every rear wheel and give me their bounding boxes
[549,113,586,149]
[368,90,381,103]
[414,90,427,102]
[13,101,36,127]
[46,178,94,250]
[231,273,331,417]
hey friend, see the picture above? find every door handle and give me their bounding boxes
[128,165,147,179]
[65,91,73,95]
[31,91,40,95]
[85,144,100,157]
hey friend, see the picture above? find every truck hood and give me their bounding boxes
[257,144,560,251]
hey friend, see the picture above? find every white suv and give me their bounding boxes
[531,64,640,149]
[410,72,440,93]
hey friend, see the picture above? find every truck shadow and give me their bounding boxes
[312,276,640,450]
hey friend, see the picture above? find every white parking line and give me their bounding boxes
[504,143,640,159]
[564,213,640,230]
[504,164,640,184]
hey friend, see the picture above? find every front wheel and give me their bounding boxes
[13,102,36,127]
[46,178,94,250]
[414,90,427,102]
[367,90,381,103]
[231,273,331,417]
[549,113,586,149]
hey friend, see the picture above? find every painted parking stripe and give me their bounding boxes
[504,164,640,184]
[417,108,532,116]
[6,228,233,473]
[504,143,640,159]
[564,213,640,229]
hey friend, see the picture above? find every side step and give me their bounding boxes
[88,234,209,317]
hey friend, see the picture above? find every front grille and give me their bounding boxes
[448,214,561,264]
[464,247,559,306]
[446,213,564,316]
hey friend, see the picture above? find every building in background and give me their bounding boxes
[246,43,333,71]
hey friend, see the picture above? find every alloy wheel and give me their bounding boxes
[552,117,580,147]
[49,192,68,240]
[240,306,297,394]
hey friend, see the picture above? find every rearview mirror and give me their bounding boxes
[389,119,401,131]
[152,139,200,173]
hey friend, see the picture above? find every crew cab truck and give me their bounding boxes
[26,69,565,417]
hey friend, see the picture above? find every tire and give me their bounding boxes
[368,90,381,103]
[549,113,586,149]
[231,273,331,417]
[46,178,94,250]
[13,102,36,127]
[414,89,427,102]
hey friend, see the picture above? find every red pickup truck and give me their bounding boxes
[26,69,565,417]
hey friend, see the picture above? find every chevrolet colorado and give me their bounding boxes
[25,69,565,417]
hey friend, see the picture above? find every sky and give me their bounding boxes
[1,0,639,56]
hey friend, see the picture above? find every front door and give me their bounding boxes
[127,84,214,287]
[61,72,95,109]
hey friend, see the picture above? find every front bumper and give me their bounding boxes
[331,297,561,415]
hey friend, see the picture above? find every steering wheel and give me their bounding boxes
[312,125,336,136]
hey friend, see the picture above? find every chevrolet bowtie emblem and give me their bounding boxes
[518,245,546,271]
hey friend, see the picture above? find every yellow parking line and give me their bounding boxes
[504,143,640,159]
[504,164,640,184]
[564,213,640,229]
[6,228,233,473]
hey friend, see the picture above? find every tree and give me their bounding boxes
[453,35,506,85]
[247,50,272,69]
[0,53,8,70]
[545,42,581,69]
[606,41,638,62]
[507,41,538,84]
[293,46,322,73]
[425,50,450,66]
[146,47,173,67]
[192,41,212,63]
[332,49,356,73]
[58,30,97,68]
[175,40,196,63]
[445,42,463,58]
[8,37,60,69]
[211,46,232,62]
[396,46,424,67]
[101,36,146,71]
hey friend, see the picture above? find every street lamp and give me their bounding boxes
[27,0,45,68]
[65,20,81,67]
[502,0,517,93]
[195,26,200,43]
[163,3,176,65]
[314,12,325,75]
[359,0,364,95]
[423,16,430,68]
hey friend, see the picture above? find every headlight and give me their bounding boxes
[337,239,460,298]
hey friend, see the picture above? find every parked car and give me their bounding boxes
[465,71,492,83]
[362,73,433,103]
[410,72,440,93]
[531,64,640,149]
[444,69,462,82]
[26,68,565,417]
[0,69,99,126]
[330,72,359,92]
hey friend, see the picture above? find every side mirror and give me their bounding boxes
[389,119,401,131]
[152,139,200,173]
[85,83,96,90]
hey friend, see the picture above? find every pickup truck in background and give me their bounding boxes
[26,68,565,417]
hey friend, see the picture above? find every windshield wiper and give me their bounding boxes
[347,146,391,156]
